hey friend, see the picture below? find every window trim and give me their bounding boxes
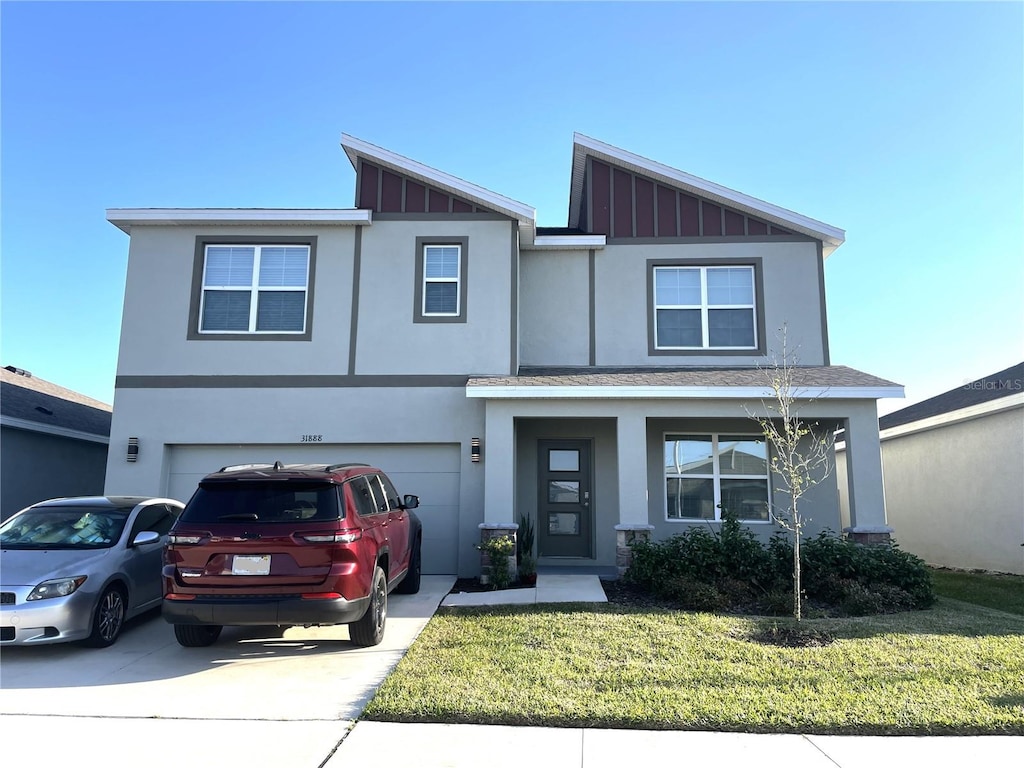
[647,258,766,356]
[663,431,772,524]
[188,236,317,341]
[413,236,469,323]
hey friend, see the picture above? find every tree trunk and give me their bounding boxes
[793,520,802,622]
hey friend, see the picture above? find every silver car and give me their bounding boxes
[0,496,183,647]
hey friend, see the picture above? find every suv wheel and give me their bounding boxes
[349,566,387,647]
[174,624,223,647]
[395,539,421,595]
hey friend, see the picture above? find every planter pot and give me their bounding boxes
[520,573,537,587]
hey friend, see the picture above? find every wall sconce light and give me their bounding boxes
[127,437,139,463]
[471,437,481,463]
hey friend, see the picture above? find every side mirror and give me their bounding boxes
[402,495,420,510]
[131,531,161,547]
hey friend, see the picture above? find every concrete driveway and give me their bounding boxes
[0,575,453,767]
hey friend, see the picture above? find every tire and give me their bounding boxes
[82,586,127,648]
[174,623,223,647]
[395,539,421,595]
[349,566,387,647]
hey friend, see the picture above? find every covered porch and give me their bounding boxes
[466,367,903,573]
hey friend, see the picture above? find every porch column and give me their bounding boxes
[842,404,893,542]
[616,413,649,525]
[482,401,516,523]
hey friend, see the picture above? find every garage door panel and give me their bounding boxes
[167,444,461,574]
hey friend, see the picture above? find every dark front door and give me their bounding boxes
[537,439,592,558]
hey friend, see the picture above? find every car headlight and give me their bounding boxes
[26,576,88,601]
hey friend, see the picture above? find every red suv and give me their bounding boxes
[162,462,421,648]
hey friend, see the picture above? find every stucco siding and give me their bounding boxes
[519,250,591,366]
[877,407,1024,574]
[593,240,826,366]
[116,227,357,376]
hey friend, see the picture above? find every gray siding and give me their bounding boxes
[2,428,109,519]
[520,240,827,368]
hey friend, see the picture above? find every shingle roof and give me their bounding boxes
[468,365,900,389]
[1,366,112,438]
[878,362,1024,431]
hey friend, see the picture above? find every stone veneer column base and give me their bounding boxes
[478,523,518,584]
[843,526,894,545]
[615,524,656,577]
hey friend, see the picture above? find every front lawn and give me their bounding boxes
[930,568,1024,616]
[365,600,1024,735]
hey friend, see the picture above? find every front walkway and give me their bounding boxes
[441,574,608,607]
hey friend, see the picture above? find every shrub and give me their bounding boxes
[624,525,935,616]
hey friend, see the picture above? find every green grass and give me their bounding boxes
[930,568,1024,616]
[365,601,1024,735]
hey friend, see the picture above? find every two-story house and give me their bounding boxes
[105,133,902,577]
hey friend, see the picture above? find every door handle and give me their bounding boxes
[583,491,590,508]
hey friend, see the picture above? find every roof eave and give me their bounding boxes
[466,385,904,400]
[105,208,373,234]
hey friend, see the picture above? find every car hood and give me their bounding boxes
[0,548,112,586]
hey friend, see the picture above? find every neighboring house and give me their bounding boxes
[104,133,902,576]
[839,363,1023,575]
[1,366,112,519]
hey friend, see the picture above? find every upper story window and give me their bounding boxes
[423,245,461,316]
[653,266,757,350]
[199,245,310,334]
[414,236,469,324]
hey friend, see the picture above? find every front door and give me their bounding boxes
[537,439,592,558]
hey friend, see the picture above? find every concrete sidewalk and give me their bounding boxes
[442,573,608,606]
[328,722,1021,767]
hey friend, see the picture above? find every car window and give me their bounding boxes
[376,474,401,511]
[181,482,342,523]
[129,504,179,541]
[0,507,131,549]
[350,476,383,517]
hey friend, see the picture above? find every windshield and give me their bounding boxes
[0,507,131,549]
[180,482,342,524]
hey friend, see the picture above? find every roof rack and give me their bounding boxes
[218,462,283,473]
[326,462,370,472]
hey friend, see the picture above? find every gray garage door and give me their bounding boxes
[166,443,460,575]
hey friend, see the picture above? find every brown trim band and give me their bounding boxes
[607,235,816,246]
[373,212,511,221]
[115,375,470,389]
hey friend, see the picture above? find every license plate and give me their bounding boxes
[232,555,271,576]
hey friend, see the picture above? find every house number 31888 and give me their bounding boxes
[301,434,323,443]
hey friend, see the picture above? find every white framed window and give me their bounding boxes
[664,433,770,522]
[422,244,461,316]
[653,266,756,349]
[199,244,310,333]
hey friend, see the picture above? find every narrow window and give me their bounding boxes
[422,245,461,316]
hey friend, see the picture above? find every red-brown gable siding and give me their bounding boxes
[584,158,806,241]
[357,160,489,215]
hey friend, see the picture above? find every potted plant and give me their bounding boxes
[475,534,515,590]
[519,552,537,586]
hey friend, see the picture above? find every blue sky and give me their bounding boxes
[2,1,1022,414]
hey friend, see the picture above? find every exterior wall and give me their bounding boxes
[518,240,826,368]
[104,385,487,576]
[116,226,358,377]
[2,428,108,519]
[519,249,591,366]
[869,407,1024,574]
[356,217,516,375]
[115,217,516,380]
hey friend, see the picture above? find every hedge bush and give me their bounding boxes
[624,517,934,616]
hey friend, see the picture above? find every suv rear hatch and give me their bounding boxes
[168,480,350,592]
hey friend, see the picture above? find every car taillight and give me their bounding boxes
[169,533,205,545]
[300,530,361,544]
